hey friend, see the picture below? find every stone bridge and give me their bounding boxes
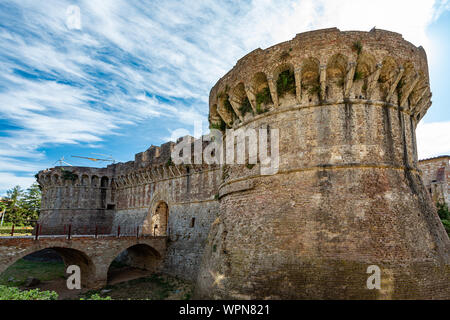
[0,235,167,288]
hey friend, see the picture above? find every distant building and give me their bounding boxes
[418,155,450,206]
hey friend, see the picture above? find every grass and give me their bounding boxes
[0,259,65,286]
[0,226,33,236]
[81,273,193,300]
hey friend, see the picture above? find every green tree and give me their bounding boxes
[22,183,41,223]
[2,183,41,226]
[436,201,449,220]
[4,186,26,226]
[436,201,450,236]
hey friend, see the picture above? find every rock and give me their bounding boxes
[25,277,40,287]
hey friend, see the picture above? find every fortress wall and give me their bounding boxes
[196,28,449,299]
[38,159,221,281]
[37,166,115,235]
[103,163,221,281]
[418,156,450,206]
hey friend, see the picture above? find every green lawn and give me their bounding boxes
[0,259,65,286]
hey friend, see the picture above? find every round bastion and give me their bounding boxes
[196,28,450,299]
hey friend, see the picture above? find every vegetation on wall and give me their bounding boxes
[353,71,363,81]
[239,97,253,116]
[437,201,450,236]
[166,158,174,167]
[276,69,296,97]
[352,41,363,55]
[255,87,272,113]
[210,118,227,131]
[308,84,321,96]
[0,184,41,226]
[61,168,78,181]
[223,97,234,114]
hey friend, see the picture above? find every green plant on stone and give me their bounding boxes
[437,201,449,220]
[61,168,77,181]
[352,41,363,55]
[210,119,226,132]
[276,69,296,97]
[166,158,174,167]
[246,163,255,170]
[308,84,321,96]
[353,71,363,81]
[255,87,272,112]
[437,201,450,236]
[239,97,253,116]
[223,98,234,114]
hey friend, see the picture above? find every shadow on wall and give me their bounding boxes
[107,244,163,285]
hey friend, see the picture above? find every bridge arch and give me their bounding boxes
[106,243,163,284]
[0,245,96,288]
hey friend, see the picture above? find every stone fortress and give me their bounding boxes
[35,28,449,299]
[418,155,449,207]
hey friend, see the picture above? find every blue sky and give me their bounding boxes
[0,0,449,195]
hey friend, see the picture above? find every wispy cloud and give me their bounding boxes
[0,0,449,194]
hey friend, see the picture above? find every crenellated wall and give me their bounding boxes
[37,166,116,235]
[36,138,221,281]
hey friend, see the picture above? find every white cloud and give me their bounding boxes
[0,172,36,194]
[0,0,449,194]
[416,121,450,159]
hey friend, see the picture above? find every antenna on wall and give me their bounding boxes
[71,155,114,163]
[53,156,72,166]
[92,153,115,164]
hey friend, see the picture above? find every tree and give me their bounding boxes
[2,184,41,226]
[4,186,26,226]
[436,201,450,236]
[22,183,41,223]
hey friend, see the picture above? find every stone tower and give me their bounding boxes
[195,28,450,299]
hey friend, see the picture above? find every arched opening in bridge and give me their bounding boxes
[0,247,95,297]
[107,244,162,285]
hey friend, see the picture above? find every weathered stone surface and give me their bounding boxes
[418,155,449,206]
